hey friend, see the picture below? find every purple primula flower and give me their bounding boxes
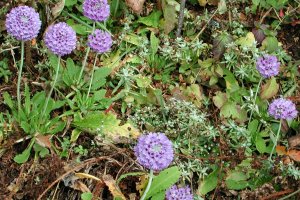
[134,133,174,171]
[268,98,298,120]
[88,29,112,53]
[44,22,77,56]
[166,185,193,200]
[83,0,110,22]
[6,6,41,41]
[256,55,280,78]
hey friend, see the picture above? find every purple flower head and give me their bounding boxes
[5,6,41,41]
[83,0,110,22]
[44,22,77,56]
[166,185,193,200]
[134,133,174,171]
[268,98,298,120]
[256,55,280,78]
[88,29,112,53]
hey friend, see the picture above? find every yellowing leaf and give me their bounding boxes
[102,174,126,200]
[260,77,279,100]
[237,32,256,48]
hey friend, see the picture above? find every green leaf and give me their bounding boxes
[14,139,34,164]
[150,32,159,55]
[198,168,219,195]
[65,0,77,7]
[262,36,279,53]
[145,166,181,198]
[3,92,14,109]
[151,192,165,200]
[256,136,267,154]
[81,192,93,200]
[260,77,279,99]
[225,171,249,190]
[91,67,112,90]
[70,129,82,142]
[220,102,238,118]
[136,75,152,88]
[162,1,178,34]
[138,11,162,28]
[73,112,141,142]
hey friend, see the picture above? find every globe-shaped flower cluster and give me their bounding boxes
[166,185,193,200]
[83,0,110,22]
[5,6,41,41]
[44,22,77,56]
[256,55,280,78]
[88,29,112,53]
[134,133,174,171]
[268,98,298,120]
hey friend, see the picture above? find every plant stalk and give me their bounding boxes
[87,54,98,98]
[176,0,186,37]
[17,41,25,112]
[140,170,154,200]
[42,56,61,118]
[249,77,262,123]
[269,120,282,160]
[77,22,96,85]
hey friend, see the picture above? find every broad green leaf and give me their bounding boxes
[145,166,181,198]
[262,36,279,53]
[136,75,152,88]
[14,139,34,164]
[162,1,178,34]
[65,0,77,7]
[220,102,238,118]
[260,77,279,99]
[256,136,267,154]
[151,192,165,200]
[225,171,249,190]
[198,168,219,195]
[81,192,93,200]
[138,11,162,28]
[150,32,159,55]
[91,67,112,90]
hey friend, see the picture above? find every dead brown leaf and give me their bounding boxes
[36,135,52,148]
[125,0,146,14]
[102,174,126,200]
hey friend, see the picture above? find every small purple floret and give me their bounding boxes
[88,29,112,53]
[134,133,174,171]
[256,55,280,78]
[5,6,41,41]
[83,0,110,22]
[268,98,298,120]
[166,185,193,200]
[44,22,77,56]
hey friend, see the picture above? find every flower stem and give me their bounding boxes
[77,22,95,85]
[42,56,61,118]
[17,41,25,113]
[140,170,154,200]
[269,120,282,160]
[87,54,98,99]
[249,77,262,123]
